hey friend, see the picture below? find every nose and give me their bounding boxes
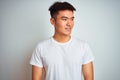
[66,19,72,27]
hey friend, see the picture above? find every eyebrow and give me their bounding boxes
[61,16,75,19]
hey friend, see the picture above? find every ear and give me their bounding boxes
[50,18,55,25]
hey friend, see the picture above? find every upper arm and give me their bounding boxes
[32,65,43,80]
[82,62,94,80]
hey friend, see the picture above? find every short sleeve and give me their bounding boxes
[30,45,43,67]
[82,42,94,65]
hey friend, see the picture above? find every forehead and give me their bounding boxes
[57,10,74,18]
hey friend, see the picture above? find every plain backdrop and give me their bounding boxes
[0,0,120,80]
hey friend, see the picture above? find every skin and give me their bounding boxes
[32,65,43,80]
[32,10,94,80]
[51,10,74,43]
[82,62,94,80]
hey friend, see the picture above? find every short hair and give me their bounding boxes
[48,1,76,18]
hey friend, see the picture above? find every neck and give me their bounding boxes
[53,34,71,43]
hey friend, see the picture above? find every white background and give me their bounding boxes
[0,0,120,80]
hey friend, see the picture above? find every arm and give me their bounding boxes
[32,65,43,80]
[82,62,94,80]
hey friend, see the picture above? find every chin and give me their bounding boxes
[64,33,71,36]
[61,32,71,36]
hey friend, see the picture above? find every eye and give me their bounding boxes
[71,18,74,21]
[62,18,67,21]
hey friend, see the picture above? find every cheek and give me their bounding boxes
[57,21,66,28]
[71,21,74,27]
[72,22,74,27]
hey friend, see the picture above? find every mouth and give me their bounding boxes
[65,28,71,32]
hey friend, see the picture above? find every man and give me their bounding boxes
[30,1,94,80]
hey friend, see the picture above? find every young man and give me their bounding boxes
[30,1,94,80]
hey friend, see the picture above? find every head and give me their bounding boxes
[49,1,76,36]
[49,2,76,19]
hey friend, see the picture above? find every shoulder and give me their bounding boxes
[36,38,52,48]
[72,36,91,50]
[72,36,88,45]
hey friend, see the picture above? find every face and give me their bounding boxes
[50,10,74,36]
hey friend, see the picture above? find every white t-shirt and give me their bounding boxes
[30,36,94,80]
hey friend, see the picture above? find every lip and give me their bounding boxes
[65,28,71,31]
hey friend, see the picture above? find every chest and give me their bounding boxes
[41,45,84,68]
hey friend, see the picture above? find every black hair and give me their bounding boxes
[48,1,76,18]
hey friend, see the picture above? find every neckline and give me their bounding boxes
[51,36,72,45]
